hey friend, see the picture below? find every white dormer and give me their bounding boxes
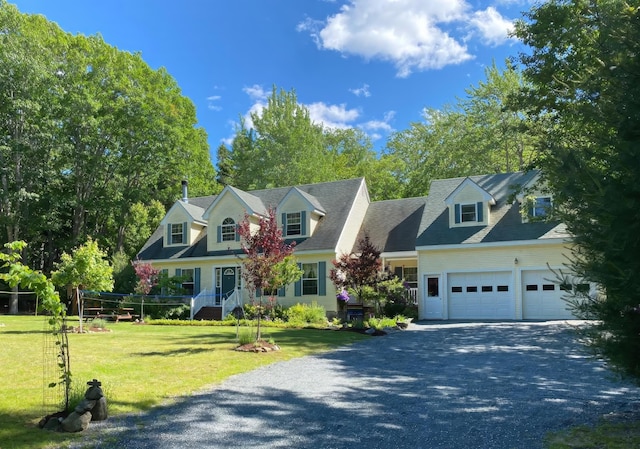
[203,186,267,251]
[278,187,326,238]
[516,172,553,222]
[444,178,496,228]
[160,201,207,247]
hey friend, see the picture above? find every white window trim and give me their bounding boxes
[286,212,302,236]
[170,223,184,245]
[221,217,236,242]
[302,262,318,295]
[532,196,552,218]
[460,203,478,223]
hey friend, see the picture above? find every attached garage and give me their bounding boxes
[522,270,575,320]
[448,271,514,319]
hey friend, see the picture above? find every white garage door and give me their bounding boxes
[448,272,514,319]
[522,270,575,320]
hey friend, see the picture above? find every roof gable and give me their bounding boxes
[279,187,326,216]
[445,177,496,206]
[203,185,267,220]
[160,200,206,225]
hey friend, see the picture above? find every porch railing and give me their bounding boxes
[221,287,242,318]
[189,288,220,320]
[405,288,418,305]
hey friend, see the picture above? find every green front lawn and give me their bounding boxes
[0,316,367,449]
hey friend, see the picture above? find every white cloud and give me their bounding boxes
[306,102,360,129]
[299,0,519,77]
[349,84,371,97]
[243,84,269,101]
[469,7,515,46]
[207,95,222,111]
[360,110,395,133]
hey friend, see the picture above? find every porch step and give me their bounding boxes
[193,306,222,321]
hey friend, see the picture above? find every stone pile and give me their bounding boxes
[41,378,108,432]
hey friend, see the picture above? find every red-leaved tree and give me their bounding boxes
[237,207,302,340]
[132,260,160,295]
[330,234,382,315]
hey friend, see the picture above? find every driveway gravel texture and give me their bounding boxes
[72,321,640,449]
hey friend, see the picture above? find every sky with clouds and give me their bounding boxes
[12,0,534,162]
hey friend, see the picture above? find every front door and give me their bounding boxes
[221,267,236,301]
[424,275,443,319]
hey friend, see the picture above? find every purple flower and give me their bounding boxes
[336,289,350,302]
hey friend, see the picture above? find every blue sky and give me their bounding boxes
[11,0,533,163]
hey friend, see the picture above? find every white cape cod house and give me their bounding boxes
[137,172,579,321]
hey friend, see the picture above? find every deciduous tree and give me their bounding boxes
[237,207,302,340]
[51,238,114,332]
[330,235,382,314]
[515,0,640,378]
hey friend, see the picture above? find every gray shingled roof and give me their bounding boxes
[138,178,365,261]
[290,187,326,214]
[180,201,206,223]
[416,171,569,247]
[357,197,426,253]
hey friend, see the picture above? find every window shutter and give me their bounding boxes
[477,202,483,222]
[318,261,326,296]
[294,263,302,296]
[278,286,285,297]
[301,211,307,235]
[256,288,262,297]
[194,268,201,295]
[454,204,461,224]
[217,226,222,243]
[166,225,171,245]
[282,213,287,235]
[182,222,187,244]
[175,268,182,277]
[235,224,240,241]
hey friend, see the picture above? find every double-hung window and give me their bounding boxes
[302,263,318,295]
[170,223,184,244]
[286,212,302,236]
[461,204,477,222]
[532,197,552,218]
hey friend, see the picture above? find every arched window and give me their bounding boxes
[221,218,236,242]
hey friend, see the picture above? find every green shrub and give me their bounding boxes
[88,318,108,329]
[285,302,327,326]
[162,304,190,320]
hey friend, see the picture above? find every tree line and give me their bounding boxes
[0,1,217,272]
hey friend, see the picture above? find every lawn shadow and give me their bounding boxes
[70,321,640,449]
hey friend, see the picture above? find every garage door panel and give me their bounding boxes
[522,270,575,320]
[448,272,513,320]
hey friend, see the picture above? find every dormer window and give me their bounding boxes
[282,211,306,236]
[461,204,477,222]
[170,223,184,244]
[221,218,236,242]
[454,202,484,224]
[285,212,301,236]
[532,197,552,218]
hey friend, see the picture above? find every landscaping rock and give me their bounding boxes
[43,416,62,431]
[75,398,96,414]
[90,396,108,421]
[61,411,92,432]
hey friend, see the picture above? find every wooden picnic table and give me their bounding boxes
[83,307,138,322]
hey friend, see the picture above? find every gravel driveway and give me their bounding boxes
[73,321,640,449]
